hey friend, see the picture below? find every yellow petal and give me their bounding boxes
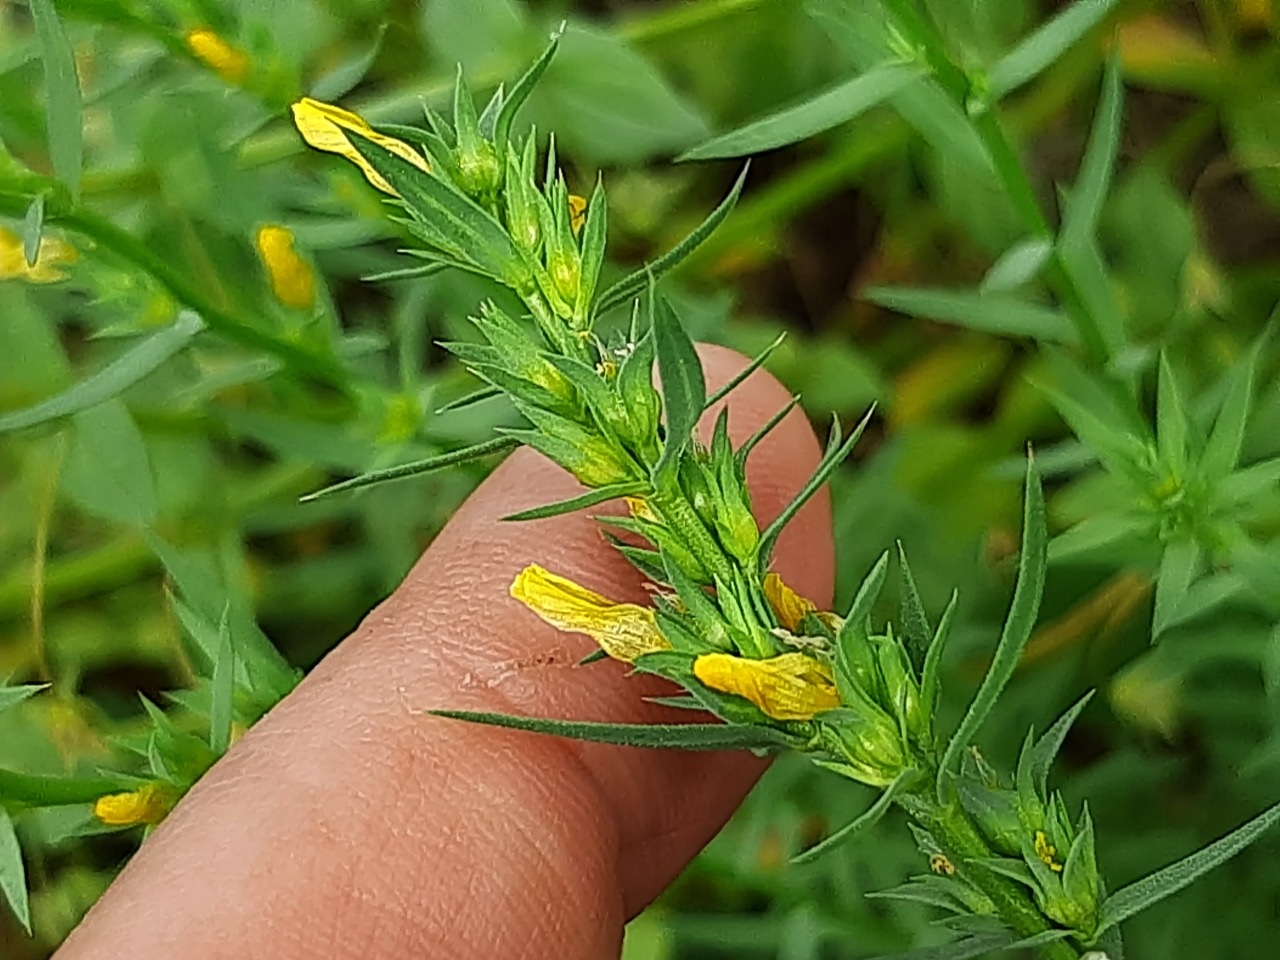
[511,564,671,662]
[763,573,816,633]
[93,783,174,827]
[693,652,841,721]
[186,29,250,85]
[568,194,587,233]
[0,227,76,283]
[290,97,431,195]
[255,225,316,310]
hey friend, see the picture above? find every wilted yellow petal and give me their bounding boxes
[186,29,250,85]
[290,97,430,195]
[0,227,76,283]
[568,194,587,233]
[511,564,671,662]
[93,783,174,827]
[763,573,816,633]
[625,496,658,522]
[694,652,840,721]
[255,225,316,310]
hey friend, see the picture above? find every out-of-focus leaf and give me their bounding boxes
[30,0,84,196]
[61,401,157,526]
[867,287,1075,343]
[0,809,30,934]
[1152,539,1199,639]
[987,0,1119,99]
[981,237,1053,293]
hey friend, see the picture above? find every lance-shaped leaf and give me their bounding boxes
[301,435,518,502]
[30,0,83,196]
[705,332,787,409]
[793,768,917,864]
[896,544,930,674]
[594,166,748,317]
[866,287,1075,343]
[919,589,958,720]
[986,0,1119,100]
[1096,799,1280,933]
[0,770,133,808]
[436,384,502,414]
[502,480,648,522]
[0,809,30,934]
[0,684,47,713]
[1030,690,1095,794]
[430,710,797,750]
[494,24,563,153]
[680,61,922,160]
[1201,332,1267,482]
[651,296,706,481]
[756,407,874,571]
[939,456,1047,797]
[1060,54,1122,252]
[209,605,236,755]
[0,312,206,433]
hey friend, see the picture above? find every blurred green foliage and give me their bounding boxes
[0,0,1277,957]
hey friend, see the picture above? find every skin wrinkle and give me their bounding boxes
[55,345,833,960]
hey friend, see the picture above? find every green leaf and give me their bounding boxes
[22,194,44,268]
[1156,353,1190,476]
[1152,539,1199,639]
[1097,799,1280,933]
[429,710,795,750]
[866,933,1013,960]
[1048,511,1151,564]
[981,237,1053,293]
[0,770,131,808]
[61,401,157,526]
[0,312,206,433]
[1220,457,1280,506]
[1030,690,1095,793]
[435,384,502,414]
[987,0,1119,100]
[301,436,518,502]
[939,456,1046,796]
[756,408,874,570]
[594,166,748,317]
[362,261,448,283]
[502,480,647,522]
[679,61,922,161]
[651,297,706,481]
[896,544,931,674]
[1201,336,1264,482]
[209,604,235,755]
[0,684,47,713]
[1060,54,1123,251]
[494,23,563,152]
[0,809,30,935]
[705,332,786,410]
[30,0,84,197]
[866,287,1076,343]
[919,590,958,720]
[792,768,916,864]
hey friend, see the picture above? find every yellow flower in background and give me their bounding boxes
[694,652,841,721]
[0,227,76,283]
[568,194,587,233]
[255,225,316,310]
[763,573,816,633]
[291,98,430,195]
[511,564,671,662]
[93,783,175,828]
[185,29,250,85]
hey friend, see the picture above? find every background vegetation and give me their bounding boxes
[0,0,1277,957]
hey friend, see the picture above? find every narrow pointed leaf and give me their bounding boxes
[1098,800,1280,933]
[0,685,48,713]
[0,770,132,807]
[436,384,502,414]
[896,544,930,674]
[981,237,1052,293]
[1060,54,1122,250]
[430,710,795,750]
[502,480,647,522]
[793,768,915,864]
[705,332,787,409]
[361,262,448,282]
[1030,690,1095,793]
[1152,539,1198,638]
[0,810,30,935]
[494,24,563,152]
[595,166,748,317]
[0,312,206,433]
[1201,336,1264,481]
[22,194,44,268]
[301,436,517,501]
[920,590,958,718]
[738,395,801,464]
[867,287,1075,343]
[866,933,1013,960]
[680,61,922,160]
[651,297,706,480]
[940,457,1046,794]
[30,0,83,196]
[209,605,235,755]
[987,0,1119,100]
[1156,353,1190,476]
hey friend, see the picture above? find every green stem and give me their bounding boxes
[897,791,1081,959]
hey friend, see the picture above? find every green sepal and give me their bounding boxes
[792,768,918,864]
[661,552,734,649]
[651,296,706,482]
[835,550,891,706]
[594,164,749,318]
[575,177,608,324]
[1030,690,1095,795]
[429,710,799,751]
[301,436,518,502]
[919,589,958,723]
[956,778,1023,857]
[632,651,771,725]
[605,537,669,584]
[938,455,1046,800]
[502,480,647,522]
[896,542,931,675]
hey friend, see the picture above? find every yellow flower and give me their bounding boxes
[510,564,671,662]
[0,227,76,283]
[1034,830,1064,872]
[93,783,175,828]
[568,194,587,233]
[625,496,658,522]
[291,97,430,195]
[693,652,841,721]
[185,29,250,85]
[763,573,816,633]
[255,225,316,310]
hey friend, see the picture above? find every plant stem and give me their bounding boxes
[897,790,1082,959]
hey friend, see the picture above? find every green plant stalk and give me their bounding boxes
[897,790,1082,959]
